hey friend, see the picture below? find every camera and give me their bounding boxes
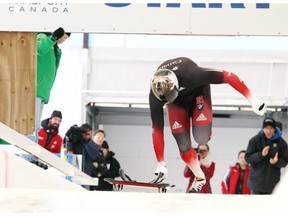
[64,124,85,144]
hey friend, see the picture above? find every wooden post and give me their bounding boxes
[0,32,36,135]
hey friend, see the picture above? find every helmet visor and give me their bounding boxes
[151,69,179,103]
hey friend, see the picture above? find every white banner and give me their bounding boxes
[0,3,288,36]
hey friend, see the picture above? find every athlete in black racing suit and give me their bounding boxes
[149,57,266,193]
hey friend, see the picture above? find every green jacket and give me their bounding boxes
[37,33,62,104]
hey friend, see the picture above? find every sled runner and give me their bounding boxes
[104,168,175,193]
[104,178,174,193]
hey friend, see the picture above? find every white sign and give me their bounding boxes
[0,3,287,36]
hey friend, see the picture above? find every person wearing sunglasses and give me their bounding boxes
[184,144,215,193]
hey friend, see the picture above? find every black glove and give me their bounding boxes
[52,27,65,40]
[97,164,108,175]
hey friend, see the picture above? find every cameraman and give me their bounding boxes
[65,123,92,155]
[183,144,215,193]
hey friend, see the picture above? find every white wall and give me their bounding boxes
[85,46,288,107]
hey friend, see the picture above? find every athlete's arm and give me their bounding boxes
[149,90,166,162]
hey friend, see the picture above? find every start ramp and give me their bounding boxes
[0,122,98,189]
[0,148,83,190]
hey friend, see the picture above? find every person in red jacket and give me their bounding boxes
[37,110,63,153]
[184,144,215,193]
[221,150,251,194]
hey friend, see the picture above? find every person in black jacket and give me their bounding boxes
[245,117,288,194]
[82,130,106,190]
[92,141,121,191]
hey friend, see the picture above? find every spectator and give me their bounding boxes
[66,123,92,155]
[37,110,63,154]
[184,144,215,193]
[32,27,71,141]
[91,129,110,157]
[92,141,121,191]
[82,129,106,190]
[245,117,288,194]
[221,150,251,194]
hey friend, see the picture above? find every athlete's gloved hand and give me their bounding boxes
[53,27,65,40]
[151,161,167,183]
[251,98,267,116]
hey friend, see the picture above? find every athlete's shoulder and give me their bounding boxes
[158,57,196,69]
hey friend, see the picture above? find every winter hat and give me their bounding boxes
[262,117,276,129]
[50,110,62,119]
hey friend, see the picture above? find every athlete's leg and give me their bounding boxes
[189,85,213,179]
[166,103,204,179]
[191,85,212,145]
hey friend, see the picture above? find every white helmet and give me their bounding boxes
[151,69,179,103]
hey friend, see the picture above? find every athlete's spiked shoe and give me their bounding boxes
[188,178,206,193]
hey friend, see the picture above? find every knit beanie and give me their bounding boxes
[51,110,62,119]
